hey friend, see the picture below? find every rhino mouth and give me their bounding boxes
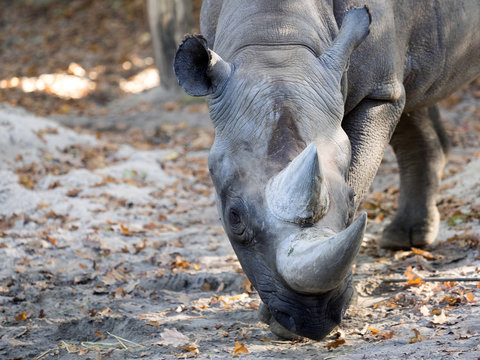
[265,213,365,339]
[259,270,355,340]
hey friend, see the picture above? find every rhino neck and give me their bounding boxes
[213,0,338,61]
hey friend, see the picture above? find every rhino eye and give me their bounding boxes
[229,209,241,226]
[226,199,247,237]
[228,207,246,236]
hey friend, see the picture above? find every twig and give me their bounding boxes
[106,331,144,348]
[271,340,296,344]
[80,341,119,349]
[108,333,128,350]
[60,341,73,353]
[383,277,480,283]
[35,346,59,360]
[13,328,29,339]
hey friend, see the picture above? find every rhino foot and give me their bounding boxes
[380,206,440,250]
[258,302,303,340]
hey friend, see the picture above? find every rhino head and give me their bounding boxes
[174,7,371,340]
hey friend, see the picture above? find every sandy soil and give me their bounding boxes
[0,85,479,360]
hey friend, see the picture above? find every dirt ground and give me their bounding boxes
[0,82,479,359]
[1,1,480,359]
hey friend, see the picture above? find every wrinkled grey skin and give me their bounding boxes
[174,0,480,340]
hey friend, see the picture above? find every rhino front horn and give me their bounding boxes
[266,143,329,225]
[276,212,367,294]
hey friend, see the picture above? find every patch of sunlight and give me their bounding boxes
[119,66,159,94]
[0,62,95,99]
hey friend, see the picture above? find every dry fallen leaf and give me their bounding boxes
[233,341,248,354]
[164,152,179,161]
[325,337,346,349]
[46,236,57,246]
[175,305,187,313]
[430,308,443,315]
[381,330,395,339]
[114,286,126,299]
[160,328,190,347]
[134,238,147,253]
[19,175,35,189]
[229,294,247,302]
[95,330,104,339]
[119,224,132,236]
[148,320,162,327]
[465,292,475,302]
[241,278,253,293]
[420,305,430,317]
[411,247,436,260]
[444,281,456,288]
[15,312,27,321]
[409,328,426,343]
[182,344,199,355]
[441,295,462,306]
[404,266,423,285]
[172,255,191,269]
[432,310,448,325]
[45,210,64,220]
[66,188,82,197]
[367,326,395,339]
[249,302,259,310]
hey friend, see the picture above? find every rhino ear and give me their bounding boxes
[320,6,371,80]
[174,35,232,96]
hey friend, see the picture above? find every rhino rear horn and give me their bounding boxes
[266,143,329,225]
[320,6,371,81]
[174,35,232,96]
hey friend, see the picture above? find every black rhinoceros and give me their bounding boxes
[173,0,480,340]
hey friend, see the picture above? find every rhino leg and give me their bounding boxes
[381,105,450,249]
[343,91,406,206]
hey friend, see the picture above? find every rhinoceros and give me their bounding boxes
[173,0,480,340]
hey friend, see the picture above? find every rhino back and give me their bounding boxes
[339,0,480,112]
[395,0,480,110]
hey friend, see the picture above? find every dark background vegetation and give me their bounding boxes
[0,0,202,116]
